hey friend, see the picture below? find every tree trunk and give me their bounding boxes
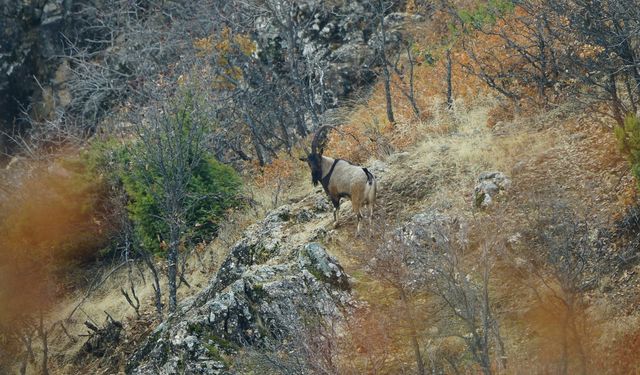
[38,314,48,375]
[382,63,395,124]
[446,49,454,110]
[608,72,625,126]
[18,330,34,375]
[244,112,266,166]
[167,224,179,313]
[536,17,549,108]
[284,7,320,132]
[20,357,27,375]
[625,77,638,115]
[406,42,421,118]
[379,0,395,124]
[142,251,163,318]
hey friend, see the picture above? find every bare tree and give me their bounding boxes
[443,0,639,122]
[207,0,329,165]
[543,0,640,124]
[446,48,454,110]
[392,39,422,118]
[65,0,217,124]
[366,224,427,375]
[372,0,397,124]
[446,0,560,107]
[430,245,502,374]
[129,93,208,313]
[408,219,505,375]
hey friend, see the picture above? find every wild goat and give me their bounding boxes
[300,125,377,233]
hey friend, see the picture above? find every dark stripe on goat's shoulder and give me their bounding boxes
[321,159,341,192]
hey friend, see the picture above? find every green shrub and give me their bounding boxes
[455,0,515,31]
[81,89,242,258]
[615,113,640,188]
[122,154,242,254]
[83,136,242,256]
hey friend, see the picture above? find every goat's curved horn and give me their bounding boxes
[311,125,336,155]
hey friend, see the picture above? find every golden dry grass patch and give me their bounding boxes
[319,93,638,374]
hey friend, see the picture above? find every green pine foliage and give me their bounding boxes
[83,135,242,257]
[455,0,515,31]
[122,155,242,254]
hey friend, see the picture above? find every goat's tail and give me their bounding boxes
[362,168,377,207]
[362,168,374,185]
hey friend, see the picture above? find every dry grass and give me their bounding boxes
[314,90,638,374]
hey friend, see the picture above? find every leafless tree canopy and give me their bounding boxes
[442,0,640,122]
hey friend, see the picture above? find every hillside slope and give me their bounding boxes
[62,97,637,374]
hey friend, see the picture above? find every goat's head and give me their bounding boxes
[299,125,334,186]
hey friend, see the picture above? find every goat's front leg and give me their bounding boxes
[331,198,340,228]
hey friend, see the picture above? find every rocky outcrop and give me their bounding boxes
[0,0,79,154]
[473,171,511,208]
[126,196,353,374]
[399,211,458,249]
[253,1,423,106]
[1,0,425,163]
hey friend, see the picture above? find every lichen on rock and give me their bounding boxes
[126,197,353,374]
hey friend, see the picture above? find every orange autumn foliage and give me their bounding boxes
[594,326,640,374]
[194,27,257,90]
[252,156,296,189]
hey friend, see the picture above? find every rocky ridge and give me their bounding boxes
[126,193,354,374]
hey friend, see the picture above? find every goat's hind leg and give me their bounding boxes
[368,202,374,227]
[352,200,363,235]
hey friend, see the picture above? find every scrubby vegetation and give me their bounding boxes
[2,0,640,374]
[616,114,640,188]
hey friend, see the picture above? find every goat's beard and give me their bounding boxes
[311,168,322,186]
[308,154,323,186]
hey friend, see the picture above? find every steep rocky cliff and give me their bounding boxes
[250,1,420,106]
[0,0,78,155]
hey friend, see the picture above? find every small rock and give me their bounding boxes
[399,211,455,249]
[473,171,511,208]
[299,243,350,290]
[313,194,332,212]
[511,160,527,174]
[296,208,313,223]
[264,205,291,224]
[367,159,388,176]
